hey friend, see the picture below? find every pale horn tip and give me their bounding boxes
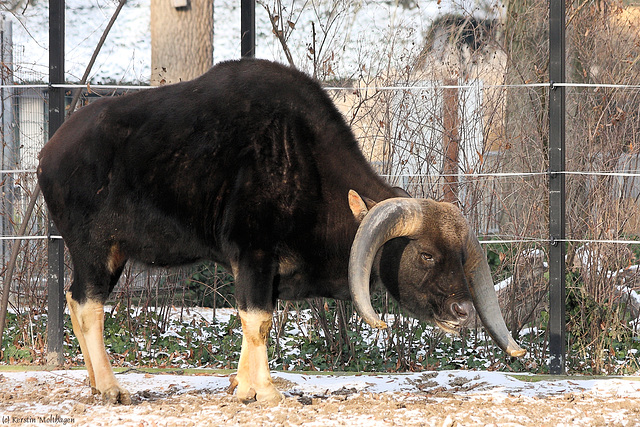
[370,319,388,329]
[506,336,527,357]
[507,347,527,358]
[359,314,387,329]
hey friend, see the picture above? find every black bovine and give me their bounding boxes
[37,59,524,404]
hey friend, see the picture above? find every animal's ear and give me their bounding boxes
[392,186,412,198]
[348,190,375,222]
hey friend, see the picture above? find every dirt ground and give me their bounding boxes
[1,369,639,426]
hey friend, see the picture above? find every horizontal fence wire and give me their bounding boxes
[6,170,640,178]
[3,81,640,91]
[0,236,62,241]
[3,235,638,245]
[0,169,37,174]
[0,84,152,90]
[479,239,640,245]
[382,171,640,178]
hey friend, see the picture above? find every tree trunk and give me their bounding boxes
[150,0,213,86]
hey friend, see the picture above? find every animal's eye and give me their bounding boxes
[420,253,433,262]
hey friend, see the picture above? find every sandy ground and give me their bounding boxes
[1,368,639,426]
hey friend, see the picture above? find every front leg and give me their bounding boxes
[229,309,282,403]
[228,249,282,403]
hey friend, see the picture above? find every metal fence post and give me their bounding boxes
[442,79,459,205]
[47,0,65,367]
[241,0,255,58]
[1,16,15,269]
[548,0,566,375]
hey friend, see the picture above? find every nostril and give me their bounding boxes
[452,303,467,319]
[451,301,474,321]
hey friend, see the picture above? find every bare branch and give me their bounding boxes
[257,0,296,68]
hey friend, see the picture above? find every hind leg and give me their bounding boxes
[67,294,131,404]
[66,292,96,392]
[67,244,130,404]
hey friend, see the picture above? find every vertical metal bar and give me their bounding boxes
[442,79,459,205]
[241,0,255,57]
[1,16,14,268]
[548,0,566,375]
[0,15,13,348]
[47,0,65,367]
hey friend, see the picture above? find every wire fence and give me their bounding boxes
[3,62,640,374]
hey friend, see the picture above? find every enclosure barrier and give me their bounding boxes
[2,78,640,374]
[3,0,640,372]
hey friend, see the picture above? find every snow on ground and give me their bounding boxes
[1,368,639,426]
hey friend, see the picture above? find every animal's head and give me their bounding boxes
[347,190,525,358]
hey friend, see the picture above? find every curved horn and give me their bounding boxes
[466,233,526,357]
[348,198,424,329]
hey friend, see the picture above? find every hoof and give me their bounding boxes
[101,386,132,405]
[229,374,257,403]
[229,374,282,404]
[236,385,282,404]
[256,387,283,403]
[236,387,257,403]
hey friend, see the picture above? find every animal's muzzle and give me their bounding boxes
[434,301,476,334]
[451,300,475,327]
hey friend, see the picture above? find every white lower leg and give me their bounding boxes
[67,292,96,390]
[235,310,282,403]
[70,297,131,404]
